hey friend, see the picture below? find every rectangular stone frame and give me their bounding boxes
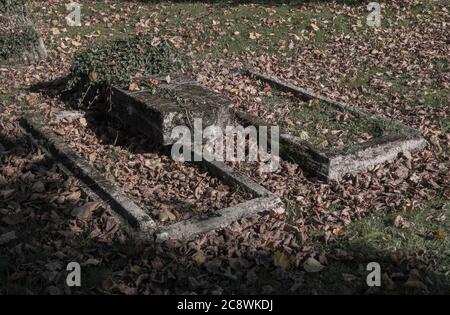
[21,113,282,242]
[237,69,428,180]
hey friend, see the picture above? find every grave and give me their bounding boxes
[111,74,234,146]
[22,112,282,241]
[236,70,427,180]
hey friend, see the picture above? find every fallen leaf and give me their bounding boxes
[273,250,292,269]
[148,79,160,86]
[130,265,141,273]
[159,210,176,222]
[403,201,414,212]
[307,99,320,107]
[79,117,87,127]
[311,23,320,31]
[382,273,396,290]
[394,215,413,229]
[144,158,161,170]
[249,32,262,40]
[0,231,17,245]
[72,40,82,47]
[432,230,447,239]
[128,82,140,91]
[31,181,45,193]
[89,70,98,82]
[402,150,412,160]
[0,189,15,199]
[303,257,324,273]
[443,188,450,199]
[271,207,285,215]
[71,202,100,220]
[2,167,15,177]
[192,251,206,264]
[299,131,310,140]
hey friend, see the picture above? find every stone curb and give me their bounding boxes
[21,112,283,242]
[236,69,428,180]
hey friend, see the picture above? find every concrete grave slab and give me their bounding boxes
[22,112,282,242]
[236,70,428,180]
[111,73,234,146]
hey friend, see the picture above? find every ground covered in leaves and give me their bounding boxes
[47,110,250,224]
[0,0,449,294]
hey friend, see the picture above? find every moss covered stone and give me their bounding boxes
[66,34,189,104]
[0,0,47,64]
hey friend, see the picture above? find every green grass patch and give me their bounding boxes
[343,199,450,273]
[300,196,450,294]
[433,58,449,74]
[261,90,408,151]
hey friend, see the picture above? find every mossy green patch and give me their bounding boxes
[261,90,408,151]
[66,34,189,104]
[0,26,39,63]
[0,0,25,13]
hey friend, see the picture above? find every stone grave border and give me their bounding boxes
[21,112,282,242]
[110,73,234,146]
[235,69,428,180]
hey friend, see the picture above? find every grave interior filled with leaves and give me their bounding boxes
[0,0,449,294]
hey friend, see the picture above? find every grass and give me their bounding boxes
[31,1,360,60]
[345,199,449,272]
[261,90,408,151]
[0,88,27,109]
[297,196,450,294]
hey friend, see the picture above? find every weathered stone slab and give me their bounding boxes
[22,112,282,242]
[237,70,428,180]
[111,74,234,146]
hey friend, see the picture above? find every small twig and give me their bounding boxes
[78,83,92,107]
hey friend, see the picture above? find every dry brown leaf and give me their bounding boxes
[89,70,98,82]
[192,251,206,264]
[79,117,88,127]
[273,250,292,269]
[0,189,15,199]
[271,207,285,215]
[303,257,324,273]
[2,167,15,177]
[311,23,320,31]
[159,210,176,222]
[249,32,262,40]
[71,202,101,220]
[403,279,428,291]
[432,230,447,239]
[128,82,140,91]
[148,79,160,86]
